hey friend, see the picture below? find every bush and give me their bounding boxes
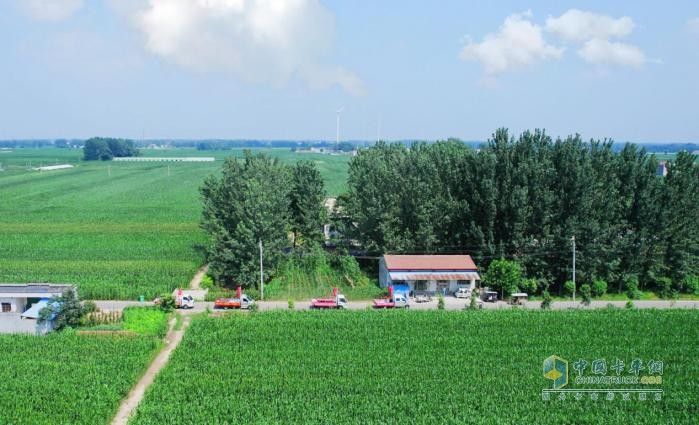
[246,288,261,301]
[657,277,677,299]
[580,284,592,306]
[437,295,445,310]
[540,291,552,310]
[249,302,259,313]
[82,300,97,314]
[626,300,634,309]
[683,276,699,295]
[592,280,608,297]
[520,278,538,295]
[288,299,295,310]
[563,280,576,296]
[157,294,176,312]
[200,274,215,289]
[625,277,642,300]
[469,291,478,310]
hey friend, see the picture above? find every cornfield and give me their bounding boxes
[131,309,699,424]
[0,332,159,425]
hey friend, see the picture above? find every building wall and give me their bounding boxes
[0,297,26,313]
[379,258,391,288]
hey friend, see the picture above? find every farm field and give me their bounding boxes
[0,332,160,425]
[131,309,699,424]
[0,148,350,299]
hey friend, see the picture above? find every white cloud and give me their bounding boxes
[114,0,365,95]
[578,39,646,68]
[545,9,647,69]
[545,9,634,43]
[18,0,84,21]
[689,17,699,36]
[459,11,564,76]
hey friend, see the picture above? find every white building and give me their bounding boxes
[0,284,73,334]
[379,255,480,295]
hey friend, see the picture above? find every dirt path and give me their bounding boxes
[189,264,209,289]
[111,316,191,425]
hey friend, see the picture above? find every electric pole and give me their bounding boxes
[259,239,264,300]
[571,236,576,303]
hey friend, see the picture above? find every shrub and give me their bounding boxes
[592,280,608,297]
[469,291,478,310]
[288,299,295,310]
[563,280,576,296]
[200,274,215,289]
[626,300,634,309]
[157,294,176,312]
[249,302,259,313]
[246,288,261,300]
[520,278,538,295]
[437,295,445,310]
[683,276,699,295]
[580,284,592,306]
[82,300,97,314]
[625,277,641,300]
[540,291,552,310]
[657,277,677,299]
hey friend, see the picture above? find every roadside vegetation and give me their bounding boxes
[131,309,698,424]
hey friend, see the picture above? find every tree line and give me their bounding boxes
[83,137,139,160]
[345,129,699,296]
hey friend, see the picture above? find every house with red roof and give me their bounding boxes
[379,255,480,295]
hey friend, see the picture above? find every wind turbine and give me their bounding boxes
[336,106,344,149]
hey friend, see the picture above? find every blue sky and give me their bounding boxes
[0,0,698,142]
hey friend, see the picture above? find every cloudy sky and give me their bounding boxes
[1,0,698,142]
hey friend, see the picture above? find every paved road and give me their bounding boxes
[95,298,699,313]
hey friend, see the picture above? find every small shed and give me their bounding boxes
[379,255,480,295]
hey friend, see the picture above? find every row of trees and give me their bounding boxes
[83,137,139,160]
[200,152,326,286]
[345,129,699,295]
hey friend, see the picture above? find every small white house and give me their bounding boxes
[0,284,73,334]
[379,255,480,295]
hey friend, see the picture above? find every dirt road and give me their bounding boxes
[111,316,191,425]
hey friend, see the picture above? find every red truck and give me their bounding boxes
[372,286,410,309]
[214,287,256,310]
[310,288,348,309]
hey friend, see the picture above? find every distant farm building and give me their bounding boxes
[33,164,74,171]
[379,255,480,295]
[113,157,215,162]
[0,284,74,334]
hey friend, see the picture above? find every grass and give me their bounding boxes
[122,307,169,338]
[0,332,160,425]
[0,148,350,300]
[131,309,699,424]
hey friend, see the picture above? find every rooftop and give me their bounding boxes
[0,284,74,295]
[384,255,477,271]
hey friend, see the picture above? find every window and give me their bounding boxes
[1,303,11,313]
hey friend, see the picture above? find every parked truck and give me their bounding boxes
[214,286,255,310]
[372,286,409,309]
[310,288,348,309]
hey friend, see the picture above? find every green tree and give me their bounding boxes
[483,259,522,299]
[288,161,327,248]
[38,288,87,331]
[83,138,112,161]
[201,151,290,288]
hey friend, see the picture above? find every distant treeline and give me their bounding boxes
[345,129,699,296]
[83,138,139,161]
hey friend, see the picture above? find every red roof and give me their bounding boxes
[384,255,477,271]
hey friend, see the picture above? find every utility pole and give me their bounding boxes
[571,236,576,303]
[259,239,264,300]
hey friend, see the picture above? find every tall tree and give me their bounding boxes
[289,161,327,247]
[201,151,290,287]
